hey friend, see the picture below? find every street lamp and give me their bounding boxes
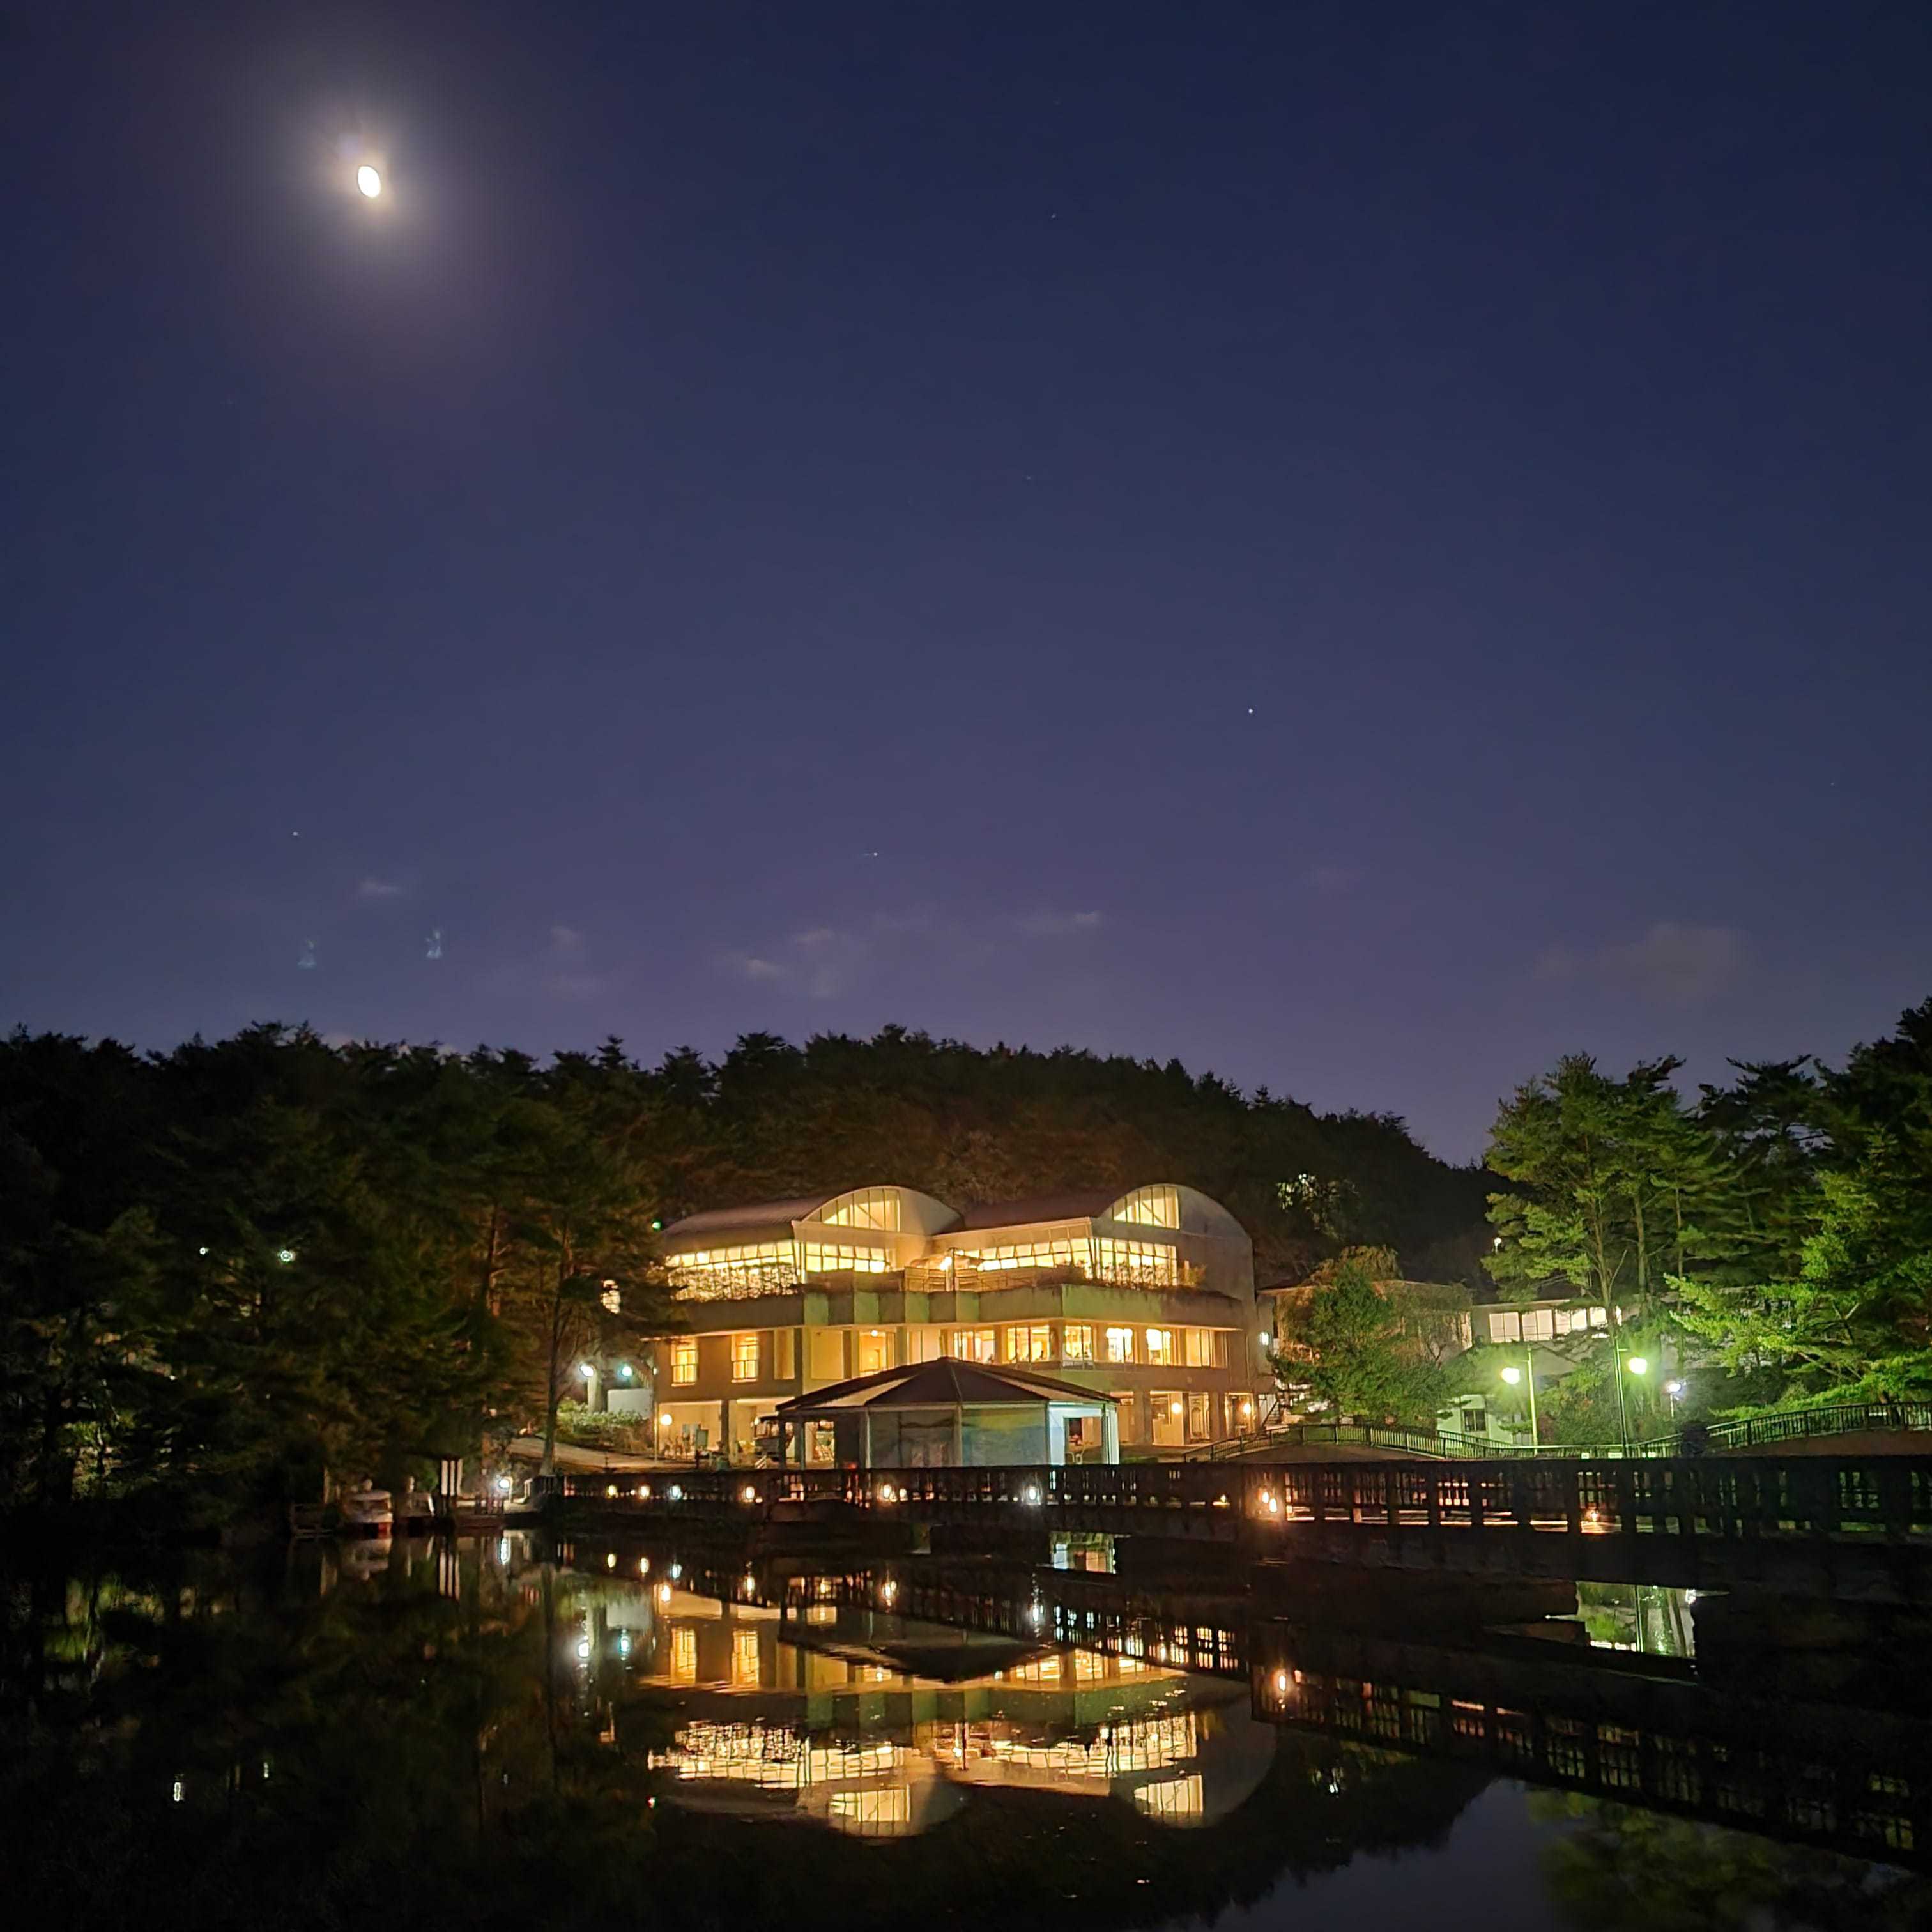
[1499,1356,1538,1449]
[1664,1377,1684,1422]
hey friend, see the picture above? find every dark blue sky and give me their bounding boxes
[5,1,1928,1158]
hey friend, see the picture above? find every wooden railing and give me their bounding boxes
[558,1454,1932,1543]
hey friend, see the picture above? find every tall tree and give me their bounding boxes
[1273,1246,1457,1426]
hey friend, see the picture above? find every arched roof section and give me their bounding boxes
[805,1184,961,1237]
[1102,1183,1248,1241]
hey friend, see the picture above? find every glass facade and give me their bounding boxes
[1110,1184,1181,1229]
[818,1188,903,1230]
[965,1235,1090,1274]
[1006,1323,1055,1363]
[1062,1322,1096,1363]
[949,1327,997,1363]
[799,1240,893,1275]
[1092,1236,1179,1285]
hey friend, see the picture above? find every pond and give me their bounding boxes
[4,1531,1926,1931]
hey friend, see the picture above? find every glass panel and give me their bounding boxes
[1104,1326,1136,1363]
[1062,1323,1095,1364]
[1151,1393,1186,1444]
[731,1333,760,1381]
[1144,1327,1174,1365]
[1110,1185,1181,1229]
[671,1340,699,1385]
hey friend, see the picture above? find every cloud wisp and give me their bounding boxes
[1535,921,1748,1007]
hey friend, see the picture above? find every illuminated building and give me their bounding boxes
[636,1184,1262,1457]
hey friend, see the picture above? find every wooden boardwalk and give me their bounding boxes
[555,1453,1932,1600]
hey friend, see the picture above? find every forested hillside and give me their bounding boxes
[0,1022,1486,1520]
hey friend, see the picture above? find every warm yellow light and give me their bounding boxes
[356,165,382,198]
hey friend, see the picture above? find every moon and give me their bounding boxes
[356,165,383,199]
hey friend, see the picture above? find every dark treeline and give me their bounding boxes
[0,1022,1487,1521]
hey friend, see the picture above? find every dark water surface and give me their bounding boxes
[4,1532,1926,1931]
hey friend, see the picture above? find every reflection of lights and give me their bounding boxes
[740,1485,758,1505]
[618,1632,631,1657]
[669,1562,682,1581]
[496,1474,513,1494]
[172,1779,184,1804]
[1027,1600,1044,1627]
[638,1556,650,1576]
[498,1537,511,1565]
[1022,1484,1042,1506]
[1257,1488,1279,1515]
[878,1482,898,1505]
[667,1485,683,1503]
[636,1483,651,1500]
[606,1552,617,1570]
[656,1583,671,1605]
[606,1485,618,1499]
[576,1638,592,1659]
[1272,1669,1289,1694]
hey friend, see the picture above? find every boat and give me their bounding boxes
[339,1485,394,1537]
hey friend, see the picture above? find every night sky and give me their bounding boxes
[5,2,1928,1159]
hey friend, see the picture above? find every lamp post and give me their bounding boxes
[1499,1357,1538,1450]
[1664,1377,1684,1422]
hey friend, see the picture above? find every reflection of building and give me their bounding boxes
[645,1183,1263,1458]
[620,1582,1271,1837]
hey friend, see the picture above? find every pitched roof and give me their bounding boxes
[953,1191,1117,1230]
[770,1359,1115,1414]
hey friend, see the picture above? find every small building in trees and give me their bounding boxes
[635,1183,1264,1459]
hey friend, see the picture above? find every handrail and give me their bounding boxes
[556,1453,1932,1542]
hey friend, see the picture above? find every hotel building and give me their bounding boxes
[634,1182,1266,1459]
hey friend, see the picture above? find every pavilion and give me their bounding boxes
[767,1360,1120,1469]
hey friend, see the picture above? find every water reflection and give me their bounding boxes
[3,1533,1930,1932]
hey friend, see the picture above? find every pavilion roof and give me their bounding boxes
[769,1359,1113,1414]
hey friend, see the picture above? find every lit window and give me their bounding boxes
[1110,1185,1181,1229]
[671,1627,698,1684]
[671,1339,698,1386]
[949,1327,996,1363]
[731,1628,761,1687]
[1133,1773,1204,1821]
[731,1333,760,1382]
[817,1188,903,1231]
[1489,1311,1520,1343]
[1182,1328,1216,1367]
[1186,1392,1212,1440]
[856,1329,892,1376]
[1144,1328,1174,1365]
[907,1326,942,1363]
[800,1241,893,1276]
[964,1235,1091,1275]
[1524,1310,1556,1342]
[668,1239,796,1300]
[1006,1323,1054,1363]
[1062,1323,1095,1364]
[1104,1326,1136,1364]
[1093,1237,1180,1286]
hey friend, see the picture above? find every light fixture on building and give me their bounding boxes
[617,1363,633,1380]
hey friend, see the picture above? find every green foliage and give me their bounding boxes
[1,1022,1488,1520]
[1485,1054,1731,1322]
[1273,1246,1457,1425]
[1492,999,1932,1416]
